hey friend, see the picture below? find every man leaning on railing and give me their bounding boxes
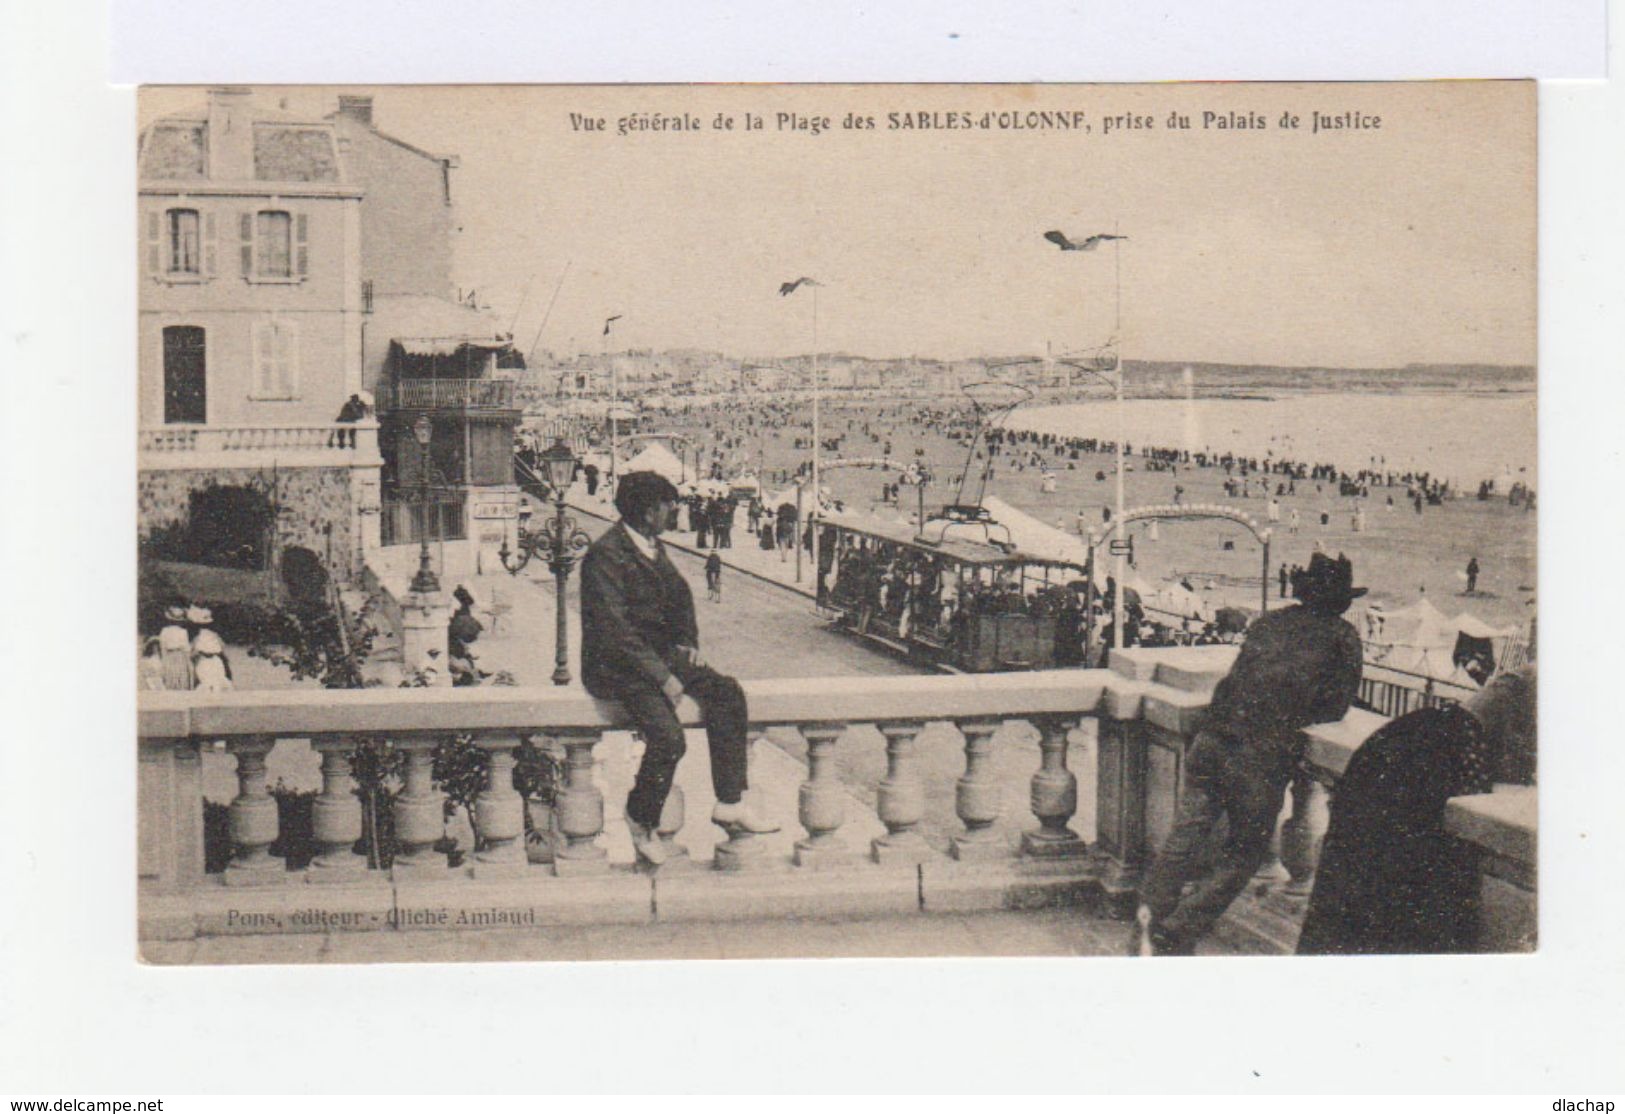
[1130,552,1366,956]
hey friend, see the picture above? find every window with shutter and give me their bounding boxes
[255,211,293,278]
[167,209,200,274]
[251,318,300,400]
[294,213,308,277]
[279,320,301,397]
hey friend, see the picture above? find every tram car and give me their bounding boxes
[816,509,1092,673]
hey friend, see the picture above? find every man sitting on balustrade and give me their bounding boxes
[579,471,779,867]
[1131,552,1365,956]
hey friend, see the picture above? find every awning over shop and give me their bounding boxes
[371,293,513,357]
[394,336,512,357]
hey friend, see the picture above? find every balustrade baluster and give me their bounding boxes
[552,733,608,875]
[391,740,450,877]
[1280,772,1331,898]
[225,737,285,886]
[1022,716,1087,860]
[794,723,852,868]
[473,733,528,877]
[952,719,1007,861]
[714,731,776,872]
[656,784,691,867]
[872,721,931,865]
[307,739,366,882]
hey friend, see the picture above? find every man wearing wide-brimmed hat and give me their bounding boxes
[579,470,779,867]
[1132,551,1365,955]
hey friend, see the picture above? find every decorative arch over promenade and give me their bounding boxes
[1086,502,1274,619]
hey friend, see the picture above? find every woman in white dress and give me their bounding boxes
[158,606,194,691]
[192,629,234,692]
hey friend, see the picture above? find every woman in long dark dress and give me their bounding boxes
[1296,666,1535,955]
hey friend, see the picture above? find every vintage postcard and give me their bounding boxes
[135,82,1535,965]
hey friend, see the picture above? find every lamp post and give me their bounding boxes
[913,469,930,535]
[1044,226,1128,649]
[409,415,441,596]
[498,438,591,685]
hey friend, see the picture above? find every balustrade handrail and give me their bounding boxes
[139,421,380,452]
[137,668,1196,742]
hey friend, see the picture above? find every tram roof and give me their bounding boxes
[822,509,1063,569]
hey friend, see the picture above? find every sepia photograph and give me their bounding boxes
[134,81,1537,967]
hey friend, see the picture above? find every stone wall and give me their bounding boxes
[138,465,359,582]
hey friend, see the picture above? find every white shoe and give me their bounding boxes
[627,818,667,866]
[711,800,781,834]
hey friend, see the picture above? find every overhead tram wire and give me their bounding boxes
[524,260,572,367]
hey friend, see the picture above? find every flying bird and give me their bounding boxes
[602,314,622,336]
[779,277,822,296]
[1043,230,1128,252]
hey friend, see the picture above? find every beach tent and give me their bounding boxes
[622,442,685,482]
[1451,611,1516,641]
[763,487,800,512]
[763,486,835,515]
[1372,597,1455,651]
[1153,581,1210,621]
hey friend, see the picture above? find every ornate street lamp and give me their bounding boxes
[409,414,441,596]
[498,438,591,685]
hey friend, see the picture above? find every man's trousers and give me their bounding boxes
[611,663,750,829]
[1139,729,1297,948]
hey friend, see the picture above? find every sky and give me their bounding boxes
[140,83,1536,368]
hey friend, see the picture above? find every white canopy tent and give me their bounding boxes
[981,496,1093,569]
[622,442,686,482]
[1359,596,1520,680]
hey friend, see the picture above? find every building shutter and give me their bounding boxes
[251,319,268,396]
[239,212,254,276]
[294,213,309,277]
[145,210,161,276]
[278,320,300,397]
[202,212,217,277]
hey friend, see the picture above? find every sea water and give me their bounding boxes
[1007,392,1537,488]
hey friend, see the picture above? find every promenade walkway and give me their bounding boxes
[564,486,833,601]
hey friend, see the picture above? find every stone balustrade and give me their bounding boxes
[136,647,1535,952]
[138,421,382,470]
[138,659,1213,937]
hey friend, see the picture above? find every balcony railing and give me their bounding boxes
[136,650,1534,952]
[380,379,516,411]
[138,421,381,468]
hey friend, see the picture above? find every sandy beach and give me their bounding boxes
[641,390,1538,634]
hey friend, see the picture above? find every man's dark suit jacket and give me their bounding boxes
[579,521,699,699]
